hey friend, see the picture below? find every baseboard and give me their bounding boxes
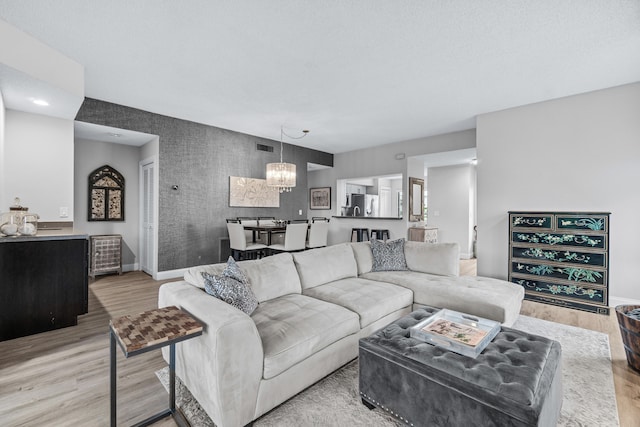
[155,268,188,281]
[122,263,139,273]
[610,296,640,308]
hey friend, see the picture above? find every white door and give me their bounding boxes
[140,160,155,275]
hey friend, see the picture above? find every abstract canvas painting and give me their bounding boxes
[229,176,279,207]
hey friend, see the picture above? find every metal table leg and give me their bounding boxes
[110,327,192,426]
[110,330,117,427]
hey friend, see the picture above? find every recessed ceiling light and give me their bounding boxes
[108,132,123,138]
[31,98,49,106]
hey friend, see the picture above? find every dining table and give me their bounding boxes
[242,223,287,246]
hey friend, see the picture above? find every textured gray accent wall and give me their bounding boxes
[76,98,333,271]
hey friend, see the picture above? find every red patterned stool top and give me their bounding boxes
[110,306,203,356]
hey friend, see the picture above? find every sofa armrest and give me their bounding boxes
[159,281,263,427]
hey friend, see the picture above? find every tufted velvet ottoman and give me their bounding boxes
[359,308,562,426]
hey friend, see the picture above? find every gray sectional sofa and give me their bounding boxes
[158,241,524,427]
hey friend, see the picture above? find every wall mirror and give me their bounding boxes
[408,177,424,222]
[88,165,125,221]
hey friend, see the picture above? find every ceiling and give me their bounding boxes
[74,121,157,146]
[1,1,639,154]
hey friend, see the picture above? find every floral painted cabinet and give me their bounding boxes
[508,211,610,315]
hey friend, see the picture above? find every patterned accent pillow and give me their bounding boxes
[222,256,250,284]
[370,238,408,272]
[201,257,258,315]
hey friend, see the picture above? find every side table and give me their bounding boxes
[110,306,203,427]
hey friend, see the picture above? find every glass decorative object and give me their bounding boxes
[1,198,29,236]
[18,213,39,236]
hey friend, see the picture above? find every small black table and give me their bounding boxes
[110,306,203,427]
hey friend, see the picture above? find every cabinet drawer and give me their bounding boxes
[511,246,607,268]
[511,231,607,250]
[556,214,608,232]
[510,214,553,230]
[512,278,607,305]
[511,261,606,286]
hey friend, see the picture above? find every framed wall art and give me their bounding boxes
[229,176,279,207]
[310,187,331,210]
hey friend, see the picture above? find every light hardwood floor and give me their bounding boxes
[1,262,638,426]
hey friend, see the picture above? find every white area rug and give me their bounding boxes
[157,315,619,426]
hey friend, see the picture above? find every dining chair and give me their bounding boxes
[227,222,266,260]
[267,223,308,254]
[256,217,277,243]
[237,217,261,244]
[288,219,309,224]
[306,221,329,249]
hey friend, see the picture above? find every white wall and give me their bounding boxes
[140,135,159,160]
[308,129,476,245]
[0,20,83,99]
[0,90,5,210]
[0,19,84,118]
[74,138,142,271]
[3,110,74,220]
[477,82,640,304]
[427,164,476,258]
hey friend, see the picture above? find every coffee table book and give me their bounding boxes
[409,309,500,358]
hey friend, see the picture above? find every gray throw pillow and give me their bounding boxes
[371,238,408,272]
[201,258,258,315]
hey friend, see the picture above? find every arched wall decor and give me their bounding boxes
[88,165,125,221]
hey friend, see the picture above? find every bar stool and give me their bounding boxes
[370,229,390,241]
[351,228,370,242]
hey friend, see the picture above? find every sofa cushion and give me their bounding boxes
[350,241,373,275]
[371,238,408,272]
[292,243,358,290]
[303,277,413,328]
[403,241,460,276]
[360,271,524,326]
[184,263,226,289]
[251,294,360,379]
[183,254,301,303]
[239,253,302,302]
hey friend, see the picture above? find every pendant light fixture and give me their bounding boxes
[266,126,309,193]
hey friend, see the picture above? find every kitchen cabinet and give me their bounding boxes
[0,234,89,341]
[508,211,610,315]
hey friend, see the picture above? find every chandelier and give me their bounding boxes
[266,126,309,193]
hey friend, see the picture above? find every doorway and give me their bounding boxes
[139,156,157,276]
